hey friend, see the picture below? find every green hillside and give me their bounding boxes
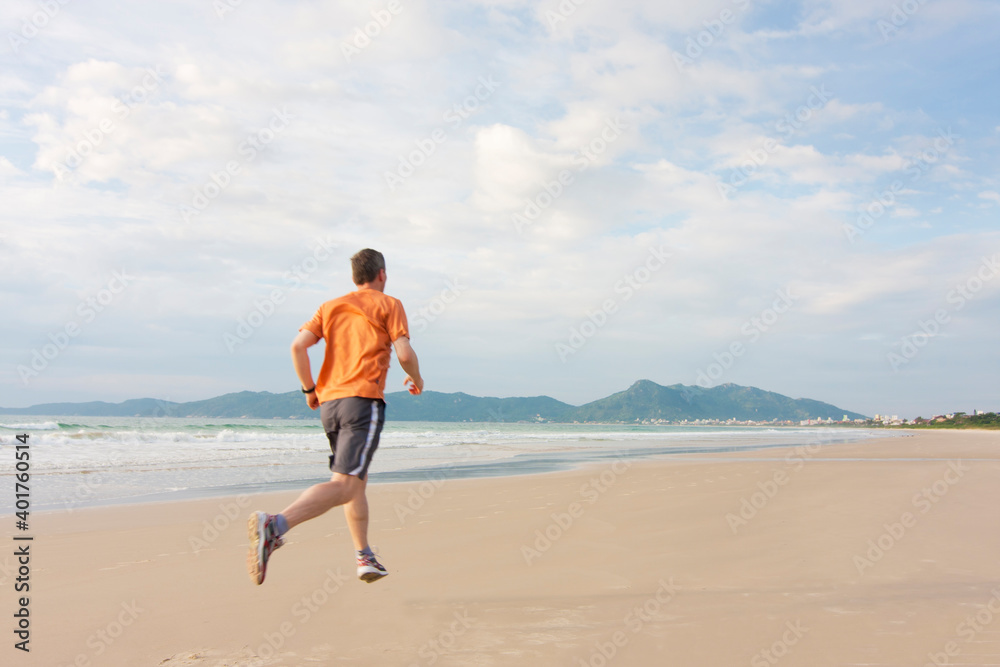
[0,380,866,422]
[570,381,865,422]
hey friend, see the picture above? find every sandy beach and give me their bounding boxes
[9,429,1000,666]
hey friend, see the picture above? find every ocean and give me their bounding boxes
[0,417,896,512]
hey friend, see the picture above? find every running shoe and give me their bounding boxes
[357,551,388,583]
[247,511,284,585]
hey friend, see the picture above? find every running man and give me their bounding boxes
[248,248,424,585]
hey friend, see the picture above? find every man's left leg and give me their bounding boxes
[345,475,388,582]
[343,476,370,551]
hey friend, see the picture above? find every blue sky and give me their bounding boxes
[1,0,998,418]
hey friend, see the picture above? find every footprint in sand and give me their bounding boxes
[158,647,261,666]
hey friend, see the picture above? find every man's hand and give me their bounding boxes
[305,391,320,409]
[404,375,423,395]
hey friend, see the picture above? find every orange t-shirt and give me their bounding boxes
[300,289,410,403]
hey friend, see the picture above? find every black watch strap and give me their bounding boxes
[302,386,316,394]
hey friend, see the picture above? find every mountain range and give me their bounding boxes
[0,380,866,422]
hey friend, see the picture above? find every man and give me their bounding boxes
[248,248,424,586]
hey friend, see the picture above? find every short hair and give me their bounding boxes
[351,248,385,285]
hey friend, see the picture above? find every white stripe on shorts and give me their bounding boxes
[349,400,379,476]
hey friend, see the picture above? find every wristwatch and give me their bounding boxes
[301,386,316,394]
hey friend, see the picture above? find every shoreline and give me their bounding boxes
[16,427,905,514]
[6,414,954,427]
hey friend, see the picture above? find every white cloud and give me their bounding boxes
[814,98,884,122]
[472,123,570,212]
[892,206,921,218]
[0,156,21,177]
[755,144,906,185]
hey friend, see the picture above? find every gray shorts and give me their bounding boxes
[319,397,386,480]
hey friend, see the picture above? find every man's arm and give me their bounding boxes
[392,336,423,395]
[291,329,321,409]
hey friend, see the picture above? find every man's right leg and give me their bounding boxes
[279,397,360,530]
[247,473,364,586]
[281,472,365,529]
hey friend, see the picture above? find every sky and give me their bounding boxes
[1,0,998,419]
